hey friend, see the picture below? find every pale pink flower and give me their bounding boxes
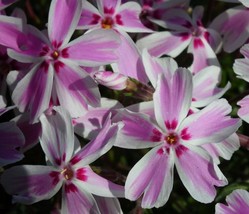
[137,6,222,74]
[78,0,152,82]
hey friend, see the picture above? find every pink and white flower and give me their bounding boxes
[1,107,124,213]
[113,68,241,208]
[215,189,249,214]
[7,0,120,123]
[137,6,221,74]
[78,0,152,82]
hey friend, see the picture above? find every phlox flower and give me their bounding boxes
[137,6,221,74]
[78,0,152,82]
[113,68,241,208]
[1,107,124,213]
[7,0,120,123]
[215,189,249,214]
[125,50,239,164]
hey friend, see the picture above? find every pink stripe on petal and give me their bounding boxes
[142,50,177,87]
[1,165,62,204]
[180,99,241,145]
[116,2,152,32]
[54,62,100,118]
[113,109,163,149]
[78,1,101,29]
[137,31,191,57]
[39,107,75,167]
[175,145,227,203]
[74,167,124,197]
[189,37,220,74]
[12,62,53,123]
[66,29,120,66]
[71,116,121,166]
[48,0,82,46]
[125,146,174,209]
[111,31,148,83]
[62,182,98,214]
[0,15,23,50]
[97,0,121,14]
[153,68,193,131]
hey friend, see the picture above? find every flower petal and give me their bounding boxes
[71,115,122,167]
[179,99,241,146]
[66,29,120,66]
[113,109,163,149]
[142,49,177,88]
[78,1,101,29]
[111,31,148,83]
[237,95,249,123]
[215,189,249,214]
[202,133,240,164]
[210,6,249,53]
[175,145,227,203]
[0,15,23,50]
[125,146,174,209]
[116,2,152,32]
[62,182,99,214]
[1,165,62,204]
[39,107,75,167]
[94,196,123,214]
[0,121,24,166]
[137,31,191,57]
[48,0,82,46]
[54,61,100,118]
[188,37,220,74]
[12,62,53,123]
[96,0,121,14]
[192,66,230,108]
[153,68,193,131]
[73,98,121,139]
[73,166,124,197]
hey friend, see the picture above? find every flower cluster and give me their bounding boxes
[0,0,248,213]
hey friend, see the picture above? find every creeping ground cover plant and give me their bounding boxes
[1,0,249,213]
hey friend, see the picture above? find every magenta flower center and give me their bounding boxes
[61,167,74,180]
[165,133,178,145]
[101,17,114,29]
